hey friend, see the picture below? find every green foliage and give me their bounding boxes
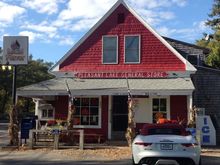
[0,56,54,119]
[196,0,220,68]
[206,0,220,30]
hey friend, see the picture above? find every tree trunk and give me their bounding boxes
[8,105,19,146]
[67,101,75,130]
[125,98,135,147]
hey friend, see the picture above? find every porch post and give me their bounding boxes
[108,95,112,140]
[33,98,40,130]
[187,95,193,123]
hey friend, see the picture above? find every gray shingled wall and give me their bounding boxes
[191,67,220,145]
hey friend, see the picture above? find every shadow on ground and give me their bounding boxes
[202,155,220,165]
[0,159,131,165]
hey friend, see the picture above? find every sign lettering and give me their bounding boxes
[75,71,168,78]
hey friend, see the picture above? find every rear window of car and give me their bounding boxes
[148,128,182,135]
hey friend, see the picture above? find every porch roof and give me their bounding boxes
[17,77,194,97]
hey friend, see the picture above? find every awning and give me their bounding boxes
[17,77,195,97]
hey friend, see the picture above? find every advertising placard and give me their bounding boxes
[3,36,28,65]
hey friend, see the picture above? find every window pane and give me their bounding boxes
[90,107,98,115]
[42,109,47,117]
[160,99,167,112]
[153,99,159,111]
[103,36,117,63]
[81,98,89,106]
[81,116,89,125]
[125,36,139,63]
[90,98,99,106]
[48,109,53,117]
[90,116,98,125]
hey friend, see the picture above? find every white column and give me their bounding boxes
[187,95,193,123]
[108,95,112,140]
[33,98,40,130]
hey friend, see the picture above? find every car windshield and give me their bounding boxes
[148,128,182,135]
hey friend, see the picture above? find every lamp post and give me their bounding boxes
[1,64,19,146]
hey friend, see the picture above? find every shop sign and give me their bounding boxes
[3,36,28,65]
[196,115,216,146]
[75,71,168,78]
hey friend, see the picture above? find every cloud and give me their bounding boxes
[19,31,43,43]
[0,2,25,24]
[21,21,57,38]
[156,20,211,42]
[58,36,75,46]
[21,0,64,15]
[58,0,116,20]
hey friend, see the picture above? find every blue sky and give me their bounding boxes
[0,0,213,64]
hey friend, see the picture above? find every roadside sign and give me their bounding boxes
[3,36,28,65]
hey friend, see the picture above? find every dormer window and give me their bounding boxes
[102,36,118,64]
[124,35,140,63]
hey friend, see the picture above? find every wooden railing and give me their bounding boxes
[29,129,84,150]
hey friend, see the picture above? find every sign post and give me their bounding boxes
[3,36,28,146]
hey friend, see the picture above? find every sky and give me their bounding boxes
[0,0,214,64]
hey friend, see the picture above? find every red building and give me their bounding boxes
[18,0,196,141]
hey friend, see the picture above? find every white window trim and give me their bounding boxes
[41,108,55,120]
[150,96,170,123]
[102,35,118,64]
[124,34,141,64]
[73,96,102,129]
[186,54,200,66]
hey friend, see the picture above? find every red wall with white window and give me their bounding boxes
[52,96,109,140]
[59,4,185,75]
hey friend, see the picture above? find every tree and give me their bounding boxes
[0,55,54,119]
[197,0,220,68]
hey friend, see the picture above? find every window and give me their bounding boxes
[103,36,118,64]
[152,98,167,123]
[125,35,140,63]
[42,109,54,118]
[73,97,100,127]
[187,54,200,66]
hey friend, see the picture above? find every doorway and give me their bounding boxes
[112,96,128,140]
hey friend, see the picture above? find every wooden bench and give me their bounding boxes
[34,132,54,142]
[84,134,104,143]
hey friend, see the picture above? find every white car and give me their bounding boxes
[132,123,201,165]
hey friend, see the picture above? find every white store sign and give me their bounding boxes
[3,36,28,65]
[196,115,216,146]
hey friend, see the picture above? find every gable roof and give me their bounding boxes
[49,0,196,74]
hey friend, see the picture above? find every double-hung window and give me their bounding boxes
[125,35,140,63]
[152,98,167,123]
[103,36,118,64]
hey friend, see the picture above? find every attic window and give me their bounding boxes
[102,36,118,64]
[117,13,125,24]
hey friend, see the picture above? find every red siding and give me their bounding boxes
[51,96,69,120]
[170,96,188,124]
[60,4,185,76]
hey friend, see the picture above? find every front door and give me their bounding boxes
[112,96,128,140]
